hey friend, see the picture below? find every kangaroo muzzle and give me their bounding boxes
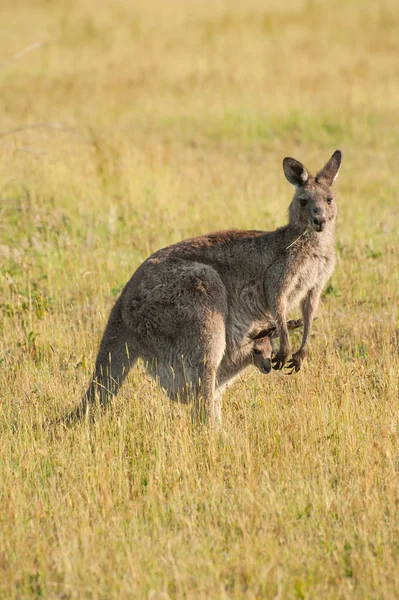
[312,216,326,232]
[260,359,272,374]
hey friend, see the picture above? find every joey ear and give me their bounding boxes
[283,157,309,187]
[268,329,279,340]
[265,327,279,340]
[260,326,279,340]
[251,326,279,341]
[316,150,342,186]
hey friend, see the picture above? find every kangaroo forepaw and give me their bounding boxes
[285,350,306,373]
[272,349,290,370]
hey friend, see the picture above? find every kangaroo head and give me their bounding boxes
[283,150,342,233]
[252,336,273,374]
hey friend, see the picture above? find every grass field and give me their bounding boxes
[1,0,399,597]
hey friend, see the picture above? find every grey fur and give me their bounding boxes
[77,150,342,426]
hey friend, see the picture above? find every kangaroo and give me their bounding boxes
[251,336,274,375]
[76,150,341,426]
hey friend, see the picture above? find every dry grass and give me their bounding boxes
[1,0,399,597]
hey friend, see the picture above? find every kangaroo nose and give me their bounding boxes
[312,217,326,231]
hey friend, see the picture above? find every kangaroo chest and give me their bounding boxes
[286,253,332,308]
[225,247,333,349]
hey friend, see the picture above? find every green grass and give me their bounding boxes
[1,0,399,597]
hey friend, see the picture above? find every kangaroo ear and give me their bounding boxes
[316,150,342,186]
[283,157,309,187]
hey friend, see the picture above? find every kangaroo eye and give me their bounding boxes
[299,198,307,207]
[327,197,333,205]
[253,349,262,355]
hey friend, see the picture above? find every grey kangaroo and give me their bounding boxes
[76,150,342,426]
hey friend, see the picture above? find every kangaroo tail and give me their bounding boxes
[67,299,138,422]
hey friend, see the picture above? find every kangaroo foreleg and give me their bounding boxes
[270,297,291,369]
[286,288,320,373]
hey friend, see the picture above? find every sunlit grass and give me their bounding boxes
[0,0,399,597]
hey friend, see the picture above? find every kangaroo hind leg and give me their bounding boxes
[192,315,226,428]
